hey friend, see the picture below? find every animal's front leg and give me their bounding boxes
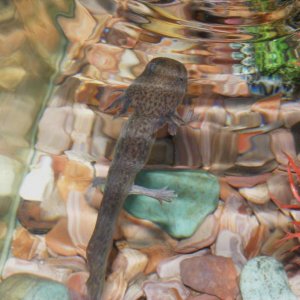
[104,93,132,118]
[166,109,198,135]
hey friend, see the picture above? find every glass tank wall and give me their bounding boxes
[1,0,300,299]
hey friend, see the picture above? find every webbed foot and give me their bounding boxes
[130,185,177,204]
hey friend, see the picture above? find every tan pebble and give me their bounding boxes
[187,295,219,300]
[91,120,116,159]
[12,227,43,260]
[35,106,73,155]
[40,187,66,221]
[251,93,281,123]
[214,229,247,273]
[51,155,68,175]
[143,278,190,300]
[66,191,97,255]
[2,257,71,282]
[57,160,93,200]
[279,102,300,127]
[239,183,270,204]
[112,248,148,281]
[71,104,95,152]
[210,128,237,171]
[45,218,78,257]
[232,111,261,129]
[58,1,98,44]
[267,174,294,207]
[236,134,274,167]
[219,195,260,248]
[270,128,296,165]
[157,249,209,279]
[102,271,127,300]
[225,173,272,188]
[87,43,124,75]
[248,201,291,230]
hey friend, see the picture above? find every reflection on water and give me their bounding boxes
[1,0,300,296]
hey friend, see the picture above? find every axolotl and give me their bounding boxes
[86,57,188,299]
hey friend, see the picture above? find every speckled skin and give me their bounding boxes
[86,57,187,300]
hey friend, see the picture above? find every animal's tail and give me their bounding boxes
[86,170,134,300]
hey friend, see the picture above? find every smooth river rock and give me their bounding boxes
[180,255,239,300]
[124,170,219,238]
[0,274,70,300]
[240,256,297,300]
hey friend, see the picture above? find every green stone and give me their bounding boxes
[240,256,297,300]
[0,274,70,300]
[124,170,219,238]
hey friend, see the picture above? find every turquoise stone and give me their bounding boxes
[0,274,70,300]
[124,170,219,238]
[240,256,297,300]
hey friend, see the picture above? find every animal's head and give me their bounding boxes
[140,57,188,91]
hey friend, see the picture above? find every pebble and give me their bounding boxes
[240,256,297,300]
[214,229,247,272]
[218,195,259,249]
[17,200,57,234]
[143,278,191,300]
[225,173,272,188]
[157,249,209,279]
[236,134,274,167]
[180,255,239,300]
[187,295,219,300]
[210,128,237,171]
[251,93,281,123]
[270,128,296,165]
[19,156,54,202]
[239,183,270,204]
[2,258,71,283]
[35,106,73,155]
[0,274,70,300]
[267,174,294,207]
[124,170,219,238]
[280,102,300,128]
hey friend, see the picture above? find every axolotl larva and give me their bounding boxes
[86,57,188,299]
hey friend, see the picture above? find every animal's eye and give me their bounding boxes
[148,62,156,72]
